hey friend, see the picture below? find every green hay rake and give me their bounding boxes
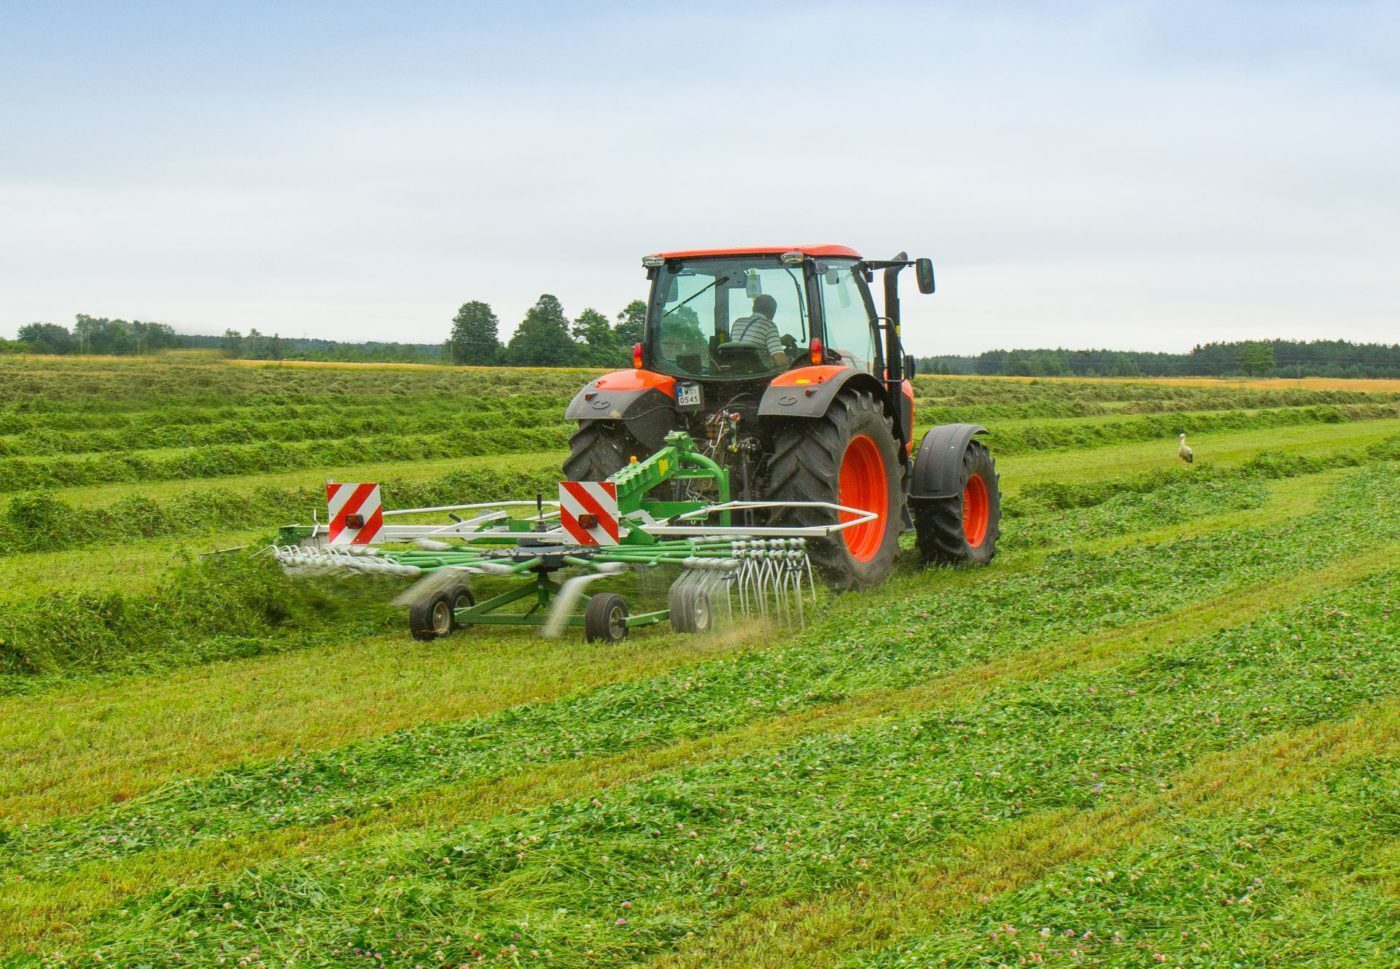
[272,431,871,642]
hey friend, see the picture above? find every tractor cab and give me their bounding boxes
[641,247,882,381]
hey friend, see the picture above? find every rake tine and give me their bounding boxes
[717,558,737,624]
[543,571,617,638]
[391,566,473,608]
[738,547,755,618]
[768,548,787,624]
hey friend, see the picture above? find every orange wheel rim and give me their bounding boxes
[963,473,990,548]
[838,434,888,562]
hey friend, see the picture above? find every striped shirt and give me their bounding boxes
[730,313,785,360]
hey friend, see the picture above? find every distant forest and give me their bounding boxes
[6,307,1398,378]
[915,340,1400,379]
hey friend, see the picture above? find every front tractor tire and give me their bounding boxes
[768,389,903,590]
[563,421,639,482]
[912,438,1001,566]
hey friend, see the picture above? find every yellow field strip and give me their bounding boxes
[5,545,1394,956]
[916,373,1400,393]
[650,698,1400,969]
[9,356,1398,391]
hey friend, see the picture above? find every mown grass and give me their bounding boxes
[851,757,1397,966]
[7,466,1395,860]
[22,568,1395,966]
[3,401,1392,492]
[7,533,1392,961]
[4,417,1395,566]
[2,467,1395,961]
[3,359,1398,966]
[662,698,1400,969]
[0,466,1359,830]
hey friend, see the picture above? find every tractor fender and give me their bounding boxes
[757,366,887,421]
[908,423,989,501]
[565,370,678,451]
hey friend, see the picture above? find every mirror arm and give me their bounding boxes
[882,252,909,448]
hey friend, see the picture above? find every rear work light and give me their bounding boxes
[779,250,805,266]
[809,337,823,366]
[641,255,665,268]
[633,342,644,369]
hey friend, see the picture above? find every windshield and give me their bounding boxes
[648,257,811,378]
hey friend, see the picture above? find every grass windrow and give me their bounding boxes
[1,358,1396,966]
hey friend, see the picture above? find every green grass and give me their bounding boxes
[26,570,1396,966]
[1,358,1397,966]
[852,757,1398,966]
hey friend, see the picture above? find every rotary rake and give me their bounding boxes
[270,431,872,642]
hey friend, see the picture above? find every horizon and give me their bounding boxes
[3,2,1398,356]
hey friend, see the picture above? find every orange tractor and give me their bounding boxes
[564,245,1000,589]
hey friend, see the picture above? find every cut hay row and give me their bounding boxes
[2,468,1395,953]
[13,567,1394,964]
[2,361,1397,966]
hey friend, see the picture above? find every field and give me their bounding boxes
[1,355,1398,967]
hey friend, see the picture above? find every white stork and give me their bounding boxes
[1178,433,1194,463]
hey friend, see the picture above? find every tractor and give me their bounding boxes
[272,245,1002,642]
[564,245,1000,589]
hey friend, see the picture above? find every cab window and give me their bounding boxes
[819,262,876,372]
[650,257,811,378]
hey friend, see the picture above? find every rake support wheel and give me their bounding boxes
[767,388,902,590]
[409,591,455,641]
[448,585,475,630]
[911,436,1000,566]
[585,593,630,643]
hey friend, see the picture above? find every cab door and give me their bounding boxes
[816,261,881,376]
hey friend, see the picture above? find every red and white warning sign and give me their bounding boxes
[326,482,384,545]
[558,480,620,546]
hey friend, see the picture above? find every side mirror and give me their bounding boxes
[915,257,935,294]
[903,353,917,377]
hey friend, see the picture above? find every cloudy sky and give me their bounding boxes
[2,1,1396,356]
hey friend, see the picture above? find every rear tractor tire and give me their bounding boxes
[564,421,641,482]
[767,389,903,590]
[911,437,1000,566]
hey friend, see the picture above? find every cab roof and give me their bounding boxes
[649,244,862,261]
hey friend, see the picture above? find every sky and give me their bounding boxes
[1,0,1397,356]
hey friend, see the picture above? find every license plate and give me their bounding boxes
[676,382,702,409]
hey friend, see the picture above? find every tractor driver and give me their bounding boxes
[730,294,789,367]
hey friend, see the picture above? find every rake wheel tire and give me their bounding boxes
[448,585,475,630]
[913,440,1000,566]
[668,582,694,634]
[409,591,454,641]
[585,593,630,643]
[767,388,902,590]
[688,589,712,633]
[669,581,712,634]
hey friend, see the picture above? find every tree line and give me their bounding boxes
[916,340,1400,379]
[4,296,647,369]
[6,316,182,356]
[8,311,1396,378]
[445,296,645,368]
